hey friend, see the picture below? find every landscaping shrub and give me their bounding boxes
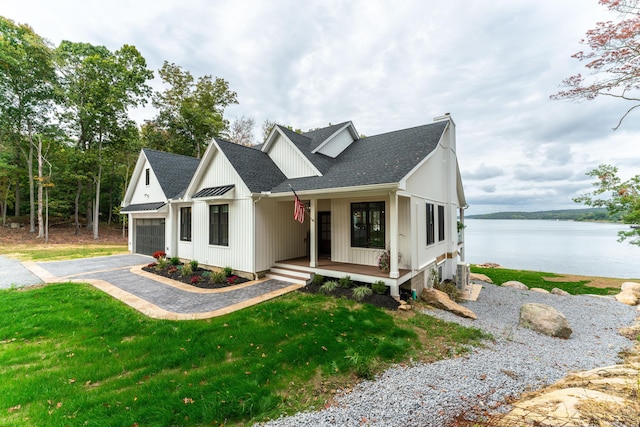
[435,279,460,302]
[170,256,181,266]
[152,250,166,260]
[181,263,193,277]
[210,271,226,283]
[189,259,198,270]
[372,280,387,295]
[338,275,353,288]
[352,285,373,302]
[319,280,338,294]
[312,274,324,286]
[223,266,233,276]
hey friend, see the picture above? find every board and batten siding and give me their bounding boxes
[186,198,255,274]
[315,128,354,158]
[329,196,411,270]
[255,198,308,272]
[129,158,166,204]
[266,134,318,178]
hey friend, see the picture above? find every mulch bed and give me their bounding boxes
[142,264,249,289]
[297,281,411,311]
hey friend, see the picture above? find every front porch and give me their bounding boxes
[271,256,412,297]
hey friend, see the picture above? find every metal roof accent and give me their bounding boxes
[120,202,166,213]
[192,184,235,198]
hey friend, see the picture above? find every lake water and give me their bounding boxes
[463,219,640,279]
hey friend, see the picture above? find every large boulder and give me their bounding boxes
[530,287,550,294]
[615,289,639,306]
[421,288,477,320]
[519,303,572,339]
[502,280,528,290]
[551,287,570,296]
[621,282,640,298]
[470,273,493,283]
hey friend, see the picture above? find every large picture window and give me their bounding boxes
[438,205,445,242]
[426,203,435,245]
[351,202,385,248]
[209,204,229,246]
[180,207,192,241]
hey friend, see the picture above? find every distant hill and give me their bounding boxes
[466,208,621,221]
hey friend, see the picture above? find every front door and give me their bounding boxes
[318,211,331,256]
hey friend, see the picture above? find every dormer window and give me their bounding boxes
[145,168,150,186]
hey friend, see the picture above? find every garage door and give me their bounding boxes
[135,218,165,256]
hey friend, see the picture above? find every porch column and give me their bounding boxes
[389,191,399,279]
[309,198,317,268]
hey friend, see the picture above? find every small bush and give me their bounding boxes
[435,279,460,302]
[352,286,373,302]
[223,266,233,276]
[170,257,181,266]
[189,260,198,270]
[147,262,157,268]
[227,275,240,285]
[372,280,387,295]
[181,263,193,277]
[152,251,166,260]
[202,271,211,278]
[319,280,338,294]
[190,275,202,284]
[312,274,324,286]
[156,258,169,270]
[338,275,353,289]
[167,266,178,274]
[210,271,226,283]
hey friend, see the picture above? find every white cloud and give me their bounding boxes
[2,0,638,215]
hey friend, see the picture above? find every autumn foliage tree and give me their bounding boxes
[552,0,640,129]
[555,1,640,245]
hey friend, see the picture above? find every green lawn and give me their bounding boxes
[470,265,622,295]
[0,283,488,426]
[0,243,128,261]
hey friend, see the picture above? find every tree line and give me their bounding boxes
[0,16,267,240]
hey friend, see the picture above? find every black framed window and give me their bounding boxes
[209,204,229,246]
[145,168,150,186]
[438,205,445,242]
[351,202,385,248]
[426,203,435,245]
[180,207,192,241]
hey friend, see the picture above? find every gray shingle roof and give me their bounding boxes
[270,121,447,193]
[276,126,335,174]
[143,148,200,199]
[214,139,287,193]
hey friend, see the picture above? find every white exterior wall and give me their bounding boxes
[129,159,166,205]
[316,129,355,158]
[255,198,308,272]
[266,134,318,178]
[404,125,462,281]
[329,196,409,270]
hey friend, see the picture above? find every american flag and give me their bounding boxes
[294,193,305,223]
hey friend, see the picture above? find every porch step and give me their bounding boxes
[266,267,312,285]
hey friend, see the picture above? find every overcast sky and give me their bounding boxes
[3,0,639,215]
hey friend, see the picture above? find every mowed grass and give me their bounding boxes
[470,265,622,295]
[0,283,488,426]
[0,244,128,261]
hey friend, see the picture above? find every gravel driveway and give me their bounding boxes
[260,282,638,427]
[0,255,43,289]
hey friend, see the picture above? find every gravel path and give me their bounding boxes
[0,255,43,289]
[259,282,638,427]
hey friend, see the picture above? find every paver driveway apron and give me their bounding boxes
[25,254,302,320]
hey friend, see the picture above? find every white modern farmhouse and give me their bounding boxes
[121,114,467,297]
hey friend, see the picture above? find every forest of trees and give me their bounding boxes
[0,16,260,240]
[466,208,621,221]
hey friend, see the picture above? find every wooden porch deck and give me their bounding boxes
[276,256,410,280]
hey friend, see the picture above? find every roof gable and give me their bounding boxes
[270,121,448,193]
[143,148,200,199]
[306,122,358,158]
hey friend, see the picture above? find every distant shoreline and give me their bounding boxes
[465,207,619,222]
